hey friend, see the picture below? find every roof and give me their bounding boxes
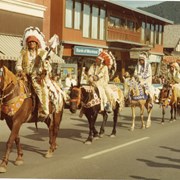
[164,25,180,48]
[0,34,22,61]
[103,0,174,24]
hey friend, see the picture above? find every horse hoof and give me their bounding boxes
[110,134,116,138]
[45,152,53,158]
[84,140,92,145]
[93,136,99,140]
[161,122,164,125]
[15,160,24,166]
[0,166,7,173]
[130,127,134,131]
[99,134,104,138]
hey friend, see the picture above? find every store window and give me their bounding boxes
[83,4,90,37]
[65,0,73,28]
[91,6,99,39]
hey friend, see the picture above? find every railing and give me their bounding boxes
[107,27,141,43]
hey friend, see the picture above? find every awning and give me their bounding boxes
[0,34,22,61]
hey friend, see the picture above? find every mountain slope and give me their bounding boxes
[138,1,180,24]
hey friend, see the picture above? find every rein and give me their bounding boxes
[0,82,19,104]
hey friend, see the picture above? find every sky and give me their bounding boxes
[110,0,176,8]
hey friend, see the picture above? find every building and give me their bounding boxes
[0,0,48,71]
[0,0,173,80]
[163,24,180,64]
[50,0,173,80]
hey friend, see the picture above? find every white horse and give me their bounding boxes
[123,76,154,131]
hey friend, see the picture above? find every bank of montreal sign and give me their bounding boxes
[74,46,102,56]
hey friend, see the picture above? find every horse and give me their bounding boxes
[123,76,154,131]
[69,84,124,144]
[159,83,180,124]
[0,65,64,173]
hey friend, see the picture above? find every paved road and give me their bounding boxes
[0,104,180,179]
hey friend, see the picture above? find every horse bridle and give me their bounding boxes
[69,87,81,107]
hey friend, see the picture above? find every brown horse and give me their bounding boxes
[159,84,180,124]
[124,76,154,131]
[69,84,124,144]
[0,65,64,173]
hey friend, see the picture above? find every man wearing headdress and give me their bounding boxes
[88,51,115,113]
[134,51,153,105]
[167,62,180,84]
[15,26,61,120]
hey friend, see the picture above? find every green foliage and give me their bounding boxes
[138,2,180,24]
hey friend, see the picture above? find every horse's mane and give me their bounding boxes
[3,66,17,89]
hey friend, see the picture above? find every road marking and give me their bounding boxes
[82,137,150,159]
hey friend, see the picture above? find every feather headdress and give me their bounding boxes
[22,26,46,50]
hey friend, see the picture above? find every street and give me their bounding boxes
[0,104,180,179]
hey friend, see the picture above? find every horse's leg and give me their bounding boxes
[110,102,119,137]
[173,103,177,121]
[99,111,108,138]
[170,105,173,122]
[146,106,152,128]
[161,106,165,124]
[140,105,145,129]
[0,121,22,173]
[84,112,97,144]
[14,136,24,166]
[130,106,135,131]
[4,120,24,166]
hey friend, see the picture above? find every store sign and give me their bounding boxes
[149,54,162,63]
[74,46,101,56]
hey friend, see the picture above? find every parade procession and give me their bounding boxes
[0,0,180,179]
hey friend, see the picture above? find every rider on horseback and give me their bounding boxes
[134,51,153,106]
[167,62,180,84]
[15,27,61,121]
[87,50,115,113]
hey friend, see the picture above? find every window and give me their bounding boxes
[141,22,145,42]
[74,1,81,30]
[150,24,154,45]
[91,6,99,39]
[65,0,73,28]
[145,23,151,43]
[99,8,106,40]
[159,25,162,45]
[155,24,159,44]
[83,4,90,38]
[109,16,120,28]
[127,20,134,31]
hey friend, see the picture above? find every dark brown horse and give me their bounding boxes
[69,85,124,144]
[0,65,64,173]
[159,84,180,124]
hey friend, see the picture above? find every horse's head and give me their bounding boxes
[69,86,81,113]
[0,66,17,97]
[159,84,172,106]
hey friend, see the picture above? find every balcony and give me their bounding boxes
[107,27,141,43]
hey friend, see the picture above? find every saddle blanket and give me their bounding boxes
[1,81,27,116]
